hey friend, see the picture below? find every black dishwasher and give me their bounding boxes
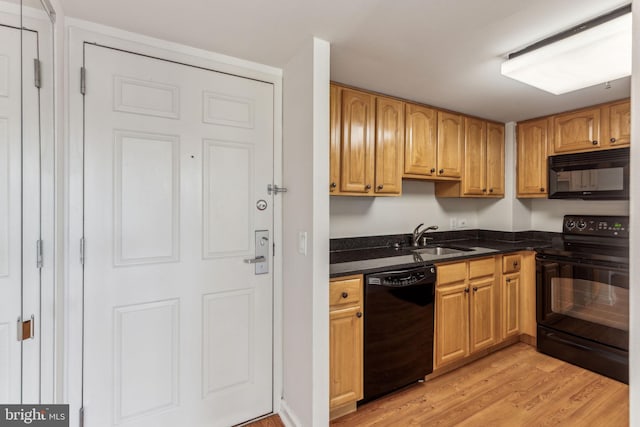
[363,265,436,402]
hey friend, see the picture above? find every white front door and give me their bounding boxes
[0,22,41,404]
[82,44,274,427]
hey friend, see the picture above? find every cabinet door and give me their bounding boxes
[552,107,601,153]
[329,84,341,193]
[329,305,363,408]
[340,88,375,193]
[486,122,505,196]
[502,273,520,340]
[375,97,404,195]
[607,100,630,147]
[517,118,548,197]
[435,283,469,368]
[404,103,438,177]
[462,117,486,196]
[437,111,464,178]
[469,277,496,353]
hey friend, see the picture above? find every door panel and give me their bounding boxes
[486,123,505,196]
[517,119,548,196]
[470,278,496,352]
[435,284,468,368]
[374,97,403,194]
[83,45,274,427]
[463,117,485,195]
[340,89,374,193]
[0,25,21,403]
[436,112,463,178]
[0,24,40,403]
[404,103,437,177]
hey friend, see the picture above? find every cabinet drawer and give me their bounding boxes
[330,276,362,307]
[469,257,495,279]
[502,254,521,274]
[437,262,467,286]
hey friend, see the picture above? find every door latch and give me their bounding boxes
[17,316,34,341]
[267,184,288,195]
[244,230,269,275]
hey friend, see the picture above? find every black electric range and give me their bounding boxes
[536,215,629,383]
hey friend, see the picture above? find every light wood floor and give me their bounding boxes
[248,343,629,427]
[332,343,629,426]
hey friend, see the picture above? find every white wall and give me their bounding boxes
[529,199,630,232]
[281,37,330,427]
[330,181,482,237]
[629,0,639,424]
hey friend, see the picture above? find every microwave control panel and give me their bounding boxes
[563,215,629,238]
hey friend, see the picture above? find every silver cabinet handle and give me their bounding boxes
[244,256,266,264]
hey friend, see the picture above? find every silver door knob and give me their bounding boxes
[244,256,266,264]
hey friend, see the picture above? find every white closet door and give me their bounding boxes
[0,24,40,404]
[83,45,274,427]
[0,23,23,405]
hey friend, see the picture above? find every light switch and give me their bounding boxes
[298,231,308,256]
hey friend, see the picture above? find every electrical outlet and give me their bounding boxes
[458,218,468,228]
[450,218,457,230]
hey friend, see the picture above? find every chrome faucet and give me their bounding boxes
[412,223,439,247]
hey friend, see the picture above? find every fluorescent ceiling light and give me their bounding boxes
[501,8,632,95]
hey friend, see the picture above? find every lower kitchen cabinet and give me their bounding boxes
[434,257,496,369]
[329,275,363,419]
[501,273,520,339]
[435,282,469,367]
[469,276,496,353]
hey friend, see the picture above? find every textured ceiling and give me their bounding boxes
[57,0,631,122]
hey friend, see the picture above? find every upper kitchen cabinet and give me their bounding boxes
[403,105,464,181]
[338,87,376,194]
[551,106,601,154]
[517,118,549,198]
[549,99,630,155]
[486,122,506,196]
[603,99,631,148]
[330,84,342,193]
[329,84,403,196]
[436,112,464,179]
[374,96,404,195]
[435,119,504,198]
[404,103,438,178]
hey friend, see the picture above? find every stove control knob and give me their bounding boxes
[576,220,587,230]
[565,220,576,230]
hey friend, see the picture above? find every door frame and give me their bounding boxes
[65,21,283,427]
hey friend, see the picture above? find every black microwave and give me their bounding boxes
[548,147,630,200]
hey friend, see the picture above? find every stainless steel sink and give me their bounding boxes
[412,246,473,255]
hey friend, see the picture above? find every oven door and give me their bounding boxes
[536,254,629,351]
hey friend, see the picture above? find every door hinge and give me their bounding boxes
[33,59,41,88]
[80,237,86,266]
[79,407,84,427]
[80,67,86,95]
[17,315,34,341]
[36,239,43,269]
[267,184,288,195]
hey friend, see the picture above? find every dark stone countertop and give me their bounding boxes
[329,230,555,278]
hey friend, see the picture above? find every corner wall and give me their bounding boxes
[281,37,330,427]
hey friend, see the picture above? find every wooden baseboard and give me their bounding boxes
[519,333,536,346]
[330,401,357,420]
